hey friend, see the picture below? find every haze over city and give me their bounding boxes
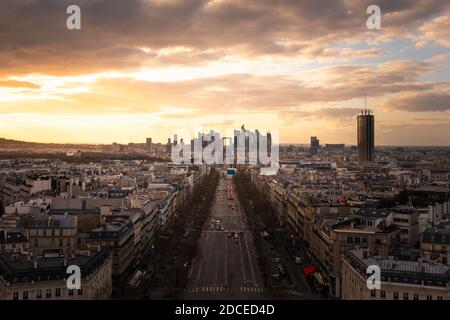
[0,0,449,145]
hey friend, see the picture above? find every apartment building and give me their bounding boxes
[312,218,399,298]
[106,211,144,266]
[128,195,159,258]
[421,223,450,264]
[391,205,420,247]
[4,199,52,215]
[266,177,289,227]
[342,249,450,300]
[19,214,78,258]
[88,218,135,277]
[0,221,29,254]
[0,249,112,300]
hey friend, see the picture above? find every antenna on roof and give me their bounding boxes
[364,94,367,114]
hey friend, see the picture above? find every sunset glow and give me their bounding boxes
[0,0,449,145]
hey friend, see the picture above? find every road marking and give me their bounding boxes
[238,232,247,283]
[196,232,209,283]
[224,228,228,285]
[243,233,257,285]
[215,235,221,283]
[238,286,265,293]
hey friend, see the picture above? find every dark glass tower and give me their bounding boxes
[357,110,374,162]
[310,136,320,154]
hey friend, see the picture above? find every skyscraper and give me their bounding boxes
[255,129,260,163]
[267,132,272,156]
[167,138,172,153]
[357,109,374,162]
[310,136,320,155]
[146,137,152,152]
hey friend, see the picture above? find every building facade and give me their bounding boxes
[357,110,375,163]
[0,249,112,300]
[342,249,450,300]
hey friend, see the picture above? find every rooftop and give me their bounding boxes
[344,249,450,285]
[0,249,111,282]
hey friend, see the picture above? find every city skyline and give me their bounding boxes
[0,1,450,146]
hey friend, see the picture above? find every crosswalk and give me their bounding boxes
[239,286,265,293]
[184,286,265,293]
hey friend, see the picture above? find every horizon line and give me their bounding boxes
[1,137,450,148]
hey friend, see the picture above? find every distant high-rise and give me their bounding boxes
[357,109,374,162]
[267,132,272,156]
[310,136,320,154]
[173,134,178,146]
[167,138,172,153]
[146,137,152,152]
[255,129,260,163]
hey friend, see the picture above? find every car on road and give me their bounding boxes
[129,269,146,287]
[234,237,239,243]
[275,258,281,263]
[183,257,191,269]
[294,256,302,265]
[227,232,232,238]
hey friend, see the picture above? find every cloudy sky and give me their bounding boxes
[0,0,449,145]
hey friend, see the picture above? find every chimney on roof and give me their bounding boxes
[363,250,368,258]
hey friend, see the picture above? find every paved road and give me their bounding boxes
[182,175,266,299]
